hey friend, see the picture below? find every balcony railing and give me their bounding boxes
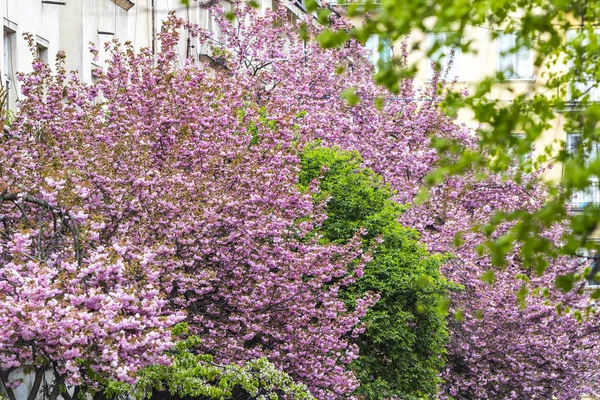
[576,248,600,287]
[323,0,381,5]
[569,81,600,103]
[570,181,600,210]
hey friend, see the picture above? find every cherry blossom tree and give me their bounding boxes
[0,51,182,400]
[4,1,600,399]
[1,12,374,400]
[188,5,600,398]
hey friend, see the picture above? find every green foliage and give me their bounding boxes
[340,87,360,107]
[105,324,314,400]
[224,11,237,22]
[246,107,277,148]
[299,146,452,400]
[310,0,600,290]
[316,29,350,49]
[480,269,496,285]
[555,273,575,293]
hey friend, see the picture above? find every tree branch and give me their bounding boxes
[0,192,82,264]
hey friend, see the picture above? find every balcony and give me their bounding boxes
[568,81,600,103]
[570,181,600,210]
[324,0,381,5]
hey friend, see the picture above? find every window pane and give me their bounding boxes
[515,47,532,78]
[429,32,460,80]
[498,32,532,79]
[567,133,600,209]
[379,39,391,63]
[498,32,514,76]
[567,133,582,155]
[567,29,600,101]
[365,35,379,66]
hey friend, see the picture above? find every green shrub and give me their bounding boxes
[300,145,452,400]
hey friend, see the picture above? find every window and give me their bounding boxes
[567,133,600,209]
[428,32,461,81]
[566,133,600,164]
[569,180,599,210]
[576,247,600,287]
[365,35,391,67]
[510,133,533,167]
[36,44,48,64]
[566,29,600,102]
[36,36,49,64]
[3,22,17,111]
[497,32,533,80]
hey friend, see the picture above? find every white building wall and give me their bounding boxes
[1,0,61,110]
[60,0,136,83]
[1,0,273,96]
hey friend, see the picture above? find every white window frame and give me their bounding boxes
[566,29,600,102]
[3,20,17,111]
[576,246,600,288]
[365,35,392,67]
[567,132,600,209]
[36,36,49,65]
[428,32,461,81]
[497,32,534,80]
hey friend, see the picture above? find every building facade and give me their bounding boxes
[1,0,283,112]
[405,26,598,193]
[2,0,61,110]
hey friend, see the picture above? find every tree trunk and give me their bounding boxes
[27,367,44,400]
[0,370,17,400]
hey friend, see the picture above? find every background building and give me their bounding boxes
[1,0,287,112]
[2,0,60,110]
[405,27,598,192]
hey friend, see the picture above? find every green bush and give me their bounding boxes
[300,145,452,400]
[102,324,314,400]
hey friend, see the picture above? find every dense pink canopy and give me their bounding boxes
[189,6,600,398]
[0,4,598,399]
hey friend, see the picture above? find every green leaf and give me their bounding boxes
[298,23,310,42]
[316,8,332,25]
[555,274,575,293]
[516,283,528,309]
[480,270,496,285]
[304,0,319,12]
[224,11,236,22]
[316,29,349,48]
[340,87,359,106]
[374,95,385,111]
[437,296,451,314]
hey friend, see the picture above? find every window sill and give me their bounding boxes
[499,77,537,82]
[585,283,600,292]
[425,78,467,83]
